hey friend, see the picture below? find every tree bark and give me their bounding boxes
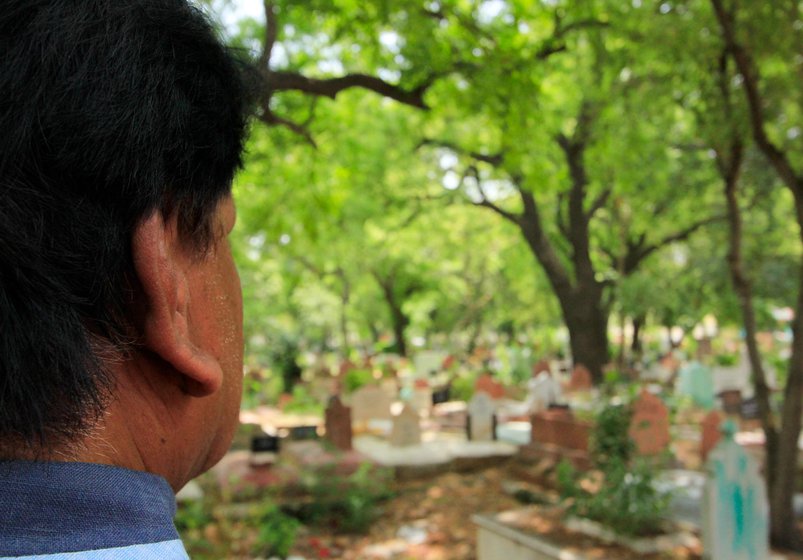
[720,138,780,522]
[631,314,645,355]
[562,286,610,382]
[374,272,411,357]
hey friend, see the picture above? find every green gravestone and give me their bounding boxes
[676,361,715,409]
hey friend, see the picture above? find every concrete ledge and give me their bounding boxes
[473,512,589,560]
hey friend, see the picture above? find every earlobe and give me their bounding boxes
[130,213,223,397]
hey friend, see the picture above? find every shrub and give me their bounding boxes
[252,502,301,559]
[557,401,671,537]
[300,463,394,533]
[343,368,374,393]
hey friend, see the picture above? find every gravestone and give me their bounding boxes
[474,373,506,400]
[390,404,421,447]
[566,364,593,392]
[324,396,353,451]
[467,391,496,441]
[676,362,715,410]
[700,409,724,463]
[718,389,743,415]
[532,359,552,377]
[628,389,670,456]
[702,420,769,560]
[351,384,393,425]
[740,397,760,420]
[523,371,562,415]
[412,379,433,416]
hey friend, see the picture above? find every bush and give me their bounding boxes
[299,463,394,533]
[590,403,634,468]
[343,368,374,393]
[282,384,324,415]
[252,502,301,559]
[557,401,671,537]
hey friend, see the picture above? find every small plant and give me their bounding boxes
[300,463,394,533]
[283,383,324,415]
[714,352,739,367]
[252,502,301,559]
[557,401,671,537]
[343,368,374,393]
[590,402,634,468]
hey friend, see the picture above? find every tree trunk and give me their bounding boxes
[768,196,803,550]
[631,314,645,355]
[560,285,610,384]
[721,141,781,534]
[389,303,410,357]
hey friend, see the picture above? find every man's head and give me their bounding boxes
[0,0,251,486]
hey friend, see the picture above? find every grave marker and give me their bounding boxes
[628,389,670,456]
[700,409,724,463]
[390,404,421,447]
[566,364,593,392]
[524,371,562,414]
[467,391,496,441]
[702,421,769,560]
[676,362,715,410]
[474,373,506,400]
[324,396,353,451]
[351,384,392,425]
[412,379,433,415]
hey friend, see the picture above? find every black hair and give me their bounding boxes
[0,0,252,448]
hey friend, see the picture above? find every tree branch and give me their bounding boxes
[711,0,802,195]
[623,215,724,274]
[266,70,432,110]
[258,107,317,148]
[418,138,505,167]
[587,188,612,219]
[260,0,277,69]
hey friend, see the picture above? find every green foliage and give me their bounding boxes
[343,368,374,393]
[590,402,634,469]
[269,335,303,394]
[252,502,301,559]
[557,401,671,537]
[449,370,477,402]
[300,463,393,533]
[175,499,213,533]
[282,384,324,415]
[558,457,671,537]
[714,352,739,367]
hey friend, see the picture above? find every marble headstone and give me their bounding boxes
[390,404,421,447]
[524,371,562,414]
[700,409,724,463]
[351,385,393,425]
[467,391,496,441]
[702,421,769,560]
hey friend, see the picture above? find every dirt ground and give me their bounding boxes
[286,463,702,560]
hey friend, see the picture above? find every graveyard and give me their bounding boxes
[174,328,803,559]
[158,1,803,557]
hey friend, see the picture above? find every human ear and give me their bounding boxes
[130,213,223,397]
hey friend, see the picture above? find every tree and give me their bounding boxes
[708,0,803,549]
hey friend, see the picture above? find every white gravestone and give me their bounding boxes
[350,385,392,425]
[524,371,562,414]
[702,420,769,560]
[390,404,421,447]
[468,391,496,441]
